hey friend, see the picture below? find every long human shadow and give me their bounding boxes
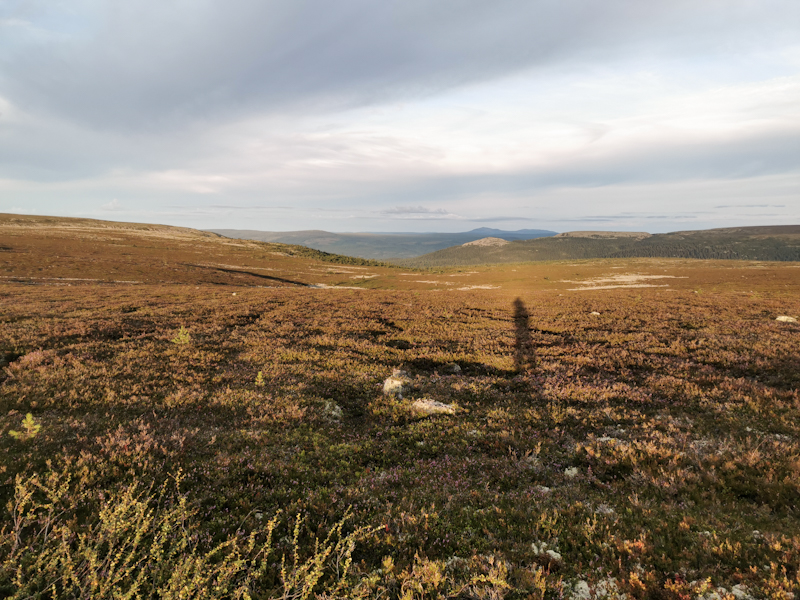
[513,298,535,372]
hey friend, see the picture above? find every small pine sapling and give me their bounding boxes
[9,413,41,441]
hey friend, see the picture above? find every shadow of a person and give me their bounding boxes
[513,298,534,372]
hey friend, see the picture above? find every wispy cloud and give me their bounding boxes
[714,204,786,209]
[378,206,464,220]
[100,199,124,211]
[1,1,798,231]
[381,206,449,215]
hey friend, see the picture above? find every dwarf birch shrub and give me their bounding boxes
[0,467,371,599]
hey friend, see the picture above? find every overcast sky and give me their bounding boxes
[1,0,798,233]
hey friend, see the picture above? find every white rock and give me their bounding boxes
[323,401,343,420]
[569,578,621,600]
[571,581,591,600]
[411,398,457,416]
[590,311,601,316]
[731,585,755,600]
[545,549,562,561]
[595,578,620,597]
[564,467,579,478]
[776,315,797,323]
[383,376,410,397]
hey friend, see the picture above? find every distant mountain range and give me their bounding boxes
[207,227,556,259]
[393,225,800,267]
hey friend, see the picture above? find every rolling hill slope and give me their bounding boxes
[0,213,392,288]
[396,225,800,267]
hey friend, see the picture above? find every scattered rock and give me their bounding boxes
[564,467,579,478]
[776,315,797,323]
[698,586,753,600]
[545,549,562,561]
[568,578,620,600]
[531,541,561,561]
[383,376,410,398]
[594,504,615,515]
[590,311,601,316]
[571,580,592,600]
[411,398,457,416]
[731,585,755,600]
[323,401,343,421]
[442,362,461,373]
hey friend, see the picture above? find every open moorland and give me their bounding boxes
[2,214,800,599]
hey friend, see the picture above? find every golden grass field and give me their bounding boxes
[2,214,799,599]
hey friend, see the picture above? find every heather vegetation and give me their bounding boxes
[1,215,800,598]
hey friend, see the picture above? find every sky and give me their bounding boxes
[1,0,798,233]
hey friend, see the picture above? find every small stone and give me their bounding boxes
[383,377,410,397]
[776,315,797,323]
[323,401,343,420]
[545,549,562,561]
[564,467,579,478]
[571,580,591,600]
[411,398,457,416]
[731,584,754,600]
[443,362,462,373]
[590,311,600,316]
[383,370,411,397]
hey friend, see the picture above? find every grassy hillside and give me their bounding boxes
[0,213,391,288]
[2,214,800,598]
[398,225,800,267]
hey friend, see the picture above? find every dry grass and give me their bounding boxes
[1,215,799,598]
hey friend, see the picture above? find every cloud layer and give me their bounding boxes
[1,0,798,231]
